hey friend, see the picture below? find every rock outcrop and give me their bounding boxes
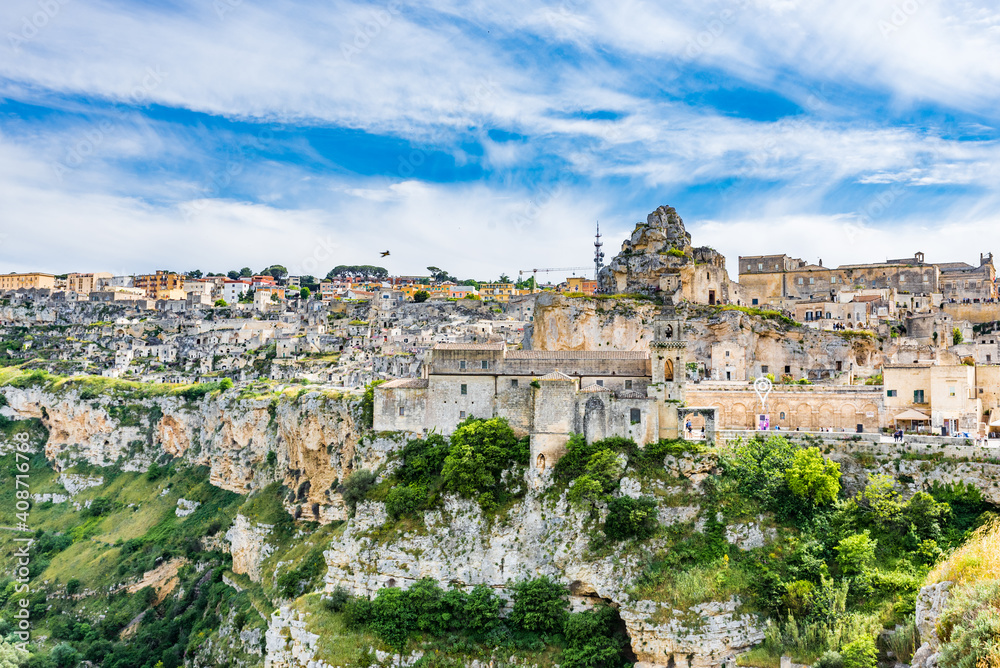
[597,206,740,305]
[911,580,952,668]
[226,515,276,583]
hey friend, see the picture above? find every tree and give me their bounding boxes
[835,531,877,574]
[498,273,511,284]
[369,587,415,654]
[785,447,841,505]
[214,299,227,307]
[510,576,568,633]
[327,265,388,280]
[726,434,797,501]
[239,267,253,277]
[463,584,501,633]
[66,578,82,595]
[426,266,456,283]
[585,449,625,493]
[840,635,877,668]
[261,264,288,279]
[299,287,311,300]
[50,642,80,668]
[952,327,964,345]
[239,288,255,303]
[340,470,376,516]
[441,417,524,506]
[413,290,429,303]
[186,269,203,278]
[856,474,904,522]
[227,270,240,279]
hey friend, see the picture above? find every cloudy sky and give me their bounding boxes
[2,0,1000,281]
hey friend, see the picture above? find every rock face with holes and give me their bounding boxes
[226,514,276,583]
[322,479,766,668]
[911,580,952,668]
[0,384,400,524]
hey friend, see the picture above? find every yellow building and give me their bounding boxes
[884,363,982,434]
[480,282,516,302]
[133,271,184,299]
[0,272,56,291]
[66,272,113,295]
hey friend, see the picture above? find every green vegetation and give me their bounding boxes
[713,304,800,327]
[414,290,429,302]
[337,576,631,666]
[0,369,233,402]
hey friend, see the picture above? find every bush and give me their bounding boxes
[50,642,80,668]
[66,578,82,596]
[785,447,841,505]
[813,650,844,668]
[840,636,877,668]
[562,605,627,668]
[604,496,658,542]
[342,597,372,630]
[396,434,450,487]
[463,584,501,633]
[385,485,426,520]
[324,586,350,613]
[509,576,568,633]
[341,469,376,516]
[835,531,877,575]
[369,587,416,652]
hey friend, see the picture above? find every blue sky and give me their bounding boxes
[2,0,1000,280]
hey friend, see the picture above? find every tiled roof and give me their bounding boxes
[380,378,429,389]
[579,384,613,393]
[508,350,648,360]
[538,371,575,381]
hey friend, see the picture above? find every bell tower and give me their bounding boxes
[649,299,688,438]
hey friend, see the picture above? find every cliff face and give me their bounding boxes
[0,385,384,522]
[527,295,884,379]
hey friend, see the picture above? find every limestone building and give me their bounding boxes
[739,252,996,308]
[374,306,697,471]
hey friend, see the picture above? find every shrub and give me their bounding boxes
[567,474,604,506]
[50,642,80,668]
[340,469,376,516]
[385,485,426,520]
[414,290,429,303]
[396,434,450,487]
[369,587,416,652]
[813,651,844,668]
[785,447,841,505]
[342,597,372,629]
[835,531,877,575]
[584,450,625,492]
[66,579,82,596]
[324,586,350,613]
[840,636,877,668]
[604,496,658,542]
[561,604,626,668]
[509,576,568,633]
[359,380,385,430]
[463,584,500,633]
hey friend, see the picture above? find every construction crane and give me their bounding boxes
[518,267,593,281]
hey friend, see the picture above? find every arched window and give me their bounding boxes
[665,324,673,340]
[536,454,546,472]
[664,359,674,381]
[780,412,786,420]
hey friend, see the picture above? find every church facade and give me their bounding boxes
[374,307,697,472]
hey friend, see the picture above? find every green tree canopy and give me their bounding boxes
[327,265,388,280]
[414,290,429,303]
[785,447,841,505]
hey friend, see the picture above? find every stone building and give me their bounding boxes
[374,306,697,471]
[738,252,996,308]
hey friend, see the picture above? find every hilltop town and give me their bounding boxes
[4,205,999,440]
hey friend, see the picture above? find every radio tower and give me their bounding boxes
[594,221,605,280]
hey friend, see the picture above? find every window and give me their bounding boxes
[481,360,489,369]
[758,263,763,271]
[809,277,814,284]
[761,365,769,373]
[780,412,786,420]
[511,379,518,388]
[630,408,641,424]
[459,411,466,419]
[596,380,604,387]
[914,390,925,403]
[460,384,467,395]
[836,361,843,371]
[725,350,730,357]
[949,386,956,397]
[625,380,632,389]
[459,360,466,370]
[831,276,837,284]
[784,365,791,374]
[398,406,405,416]
[752,298,759,305]
[797,277,804,285]
[988,355,992,362]
[887,389,897,397]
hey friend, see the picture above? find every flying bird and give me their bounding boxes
[380,250,391,257]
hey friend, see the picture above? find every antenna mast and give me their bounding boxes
[594,221,605,280]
